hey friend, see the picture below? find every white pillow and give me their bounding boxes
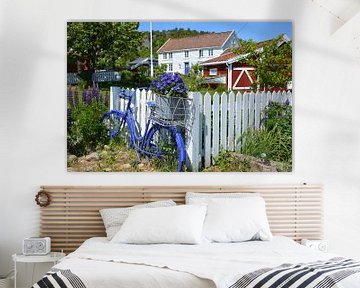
[186,192,259,204]
[202,197,272,243]
[100,200,176,240]
[111,205,207,244]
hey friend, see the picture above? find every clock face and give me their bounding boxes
[36,241,45,250]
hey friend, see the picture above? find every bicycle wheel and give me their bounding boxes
[101,111,134,148]
[144,125,186,172]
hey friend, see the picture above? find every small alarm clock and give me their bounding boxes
[301,239,328,252]
[23,237,51,255]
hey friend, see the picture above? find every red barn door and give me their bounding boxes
[232,67,256,91]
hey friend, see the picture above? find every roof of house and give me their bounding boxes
[128,57,158,70]
[200,34,291,66]
[256,34,290,48]
[157,31,234,53]
[200,48,238,65]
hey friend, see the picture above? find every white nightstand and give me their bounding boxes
[12,252,65,288]
[301,239,328,252]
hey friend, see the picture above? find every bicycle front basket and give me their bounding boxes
[153,94,190,126]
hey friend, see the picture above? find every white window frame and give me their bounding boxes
[208,49,213,56]
[167,63,173,72]
[169,52,173,59]
[184,50,189,58]
[209,68,218,76]
[199,49,204,58]
[163,53,168,60]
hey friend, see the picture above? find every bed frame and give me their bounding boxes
[39,184,323,253]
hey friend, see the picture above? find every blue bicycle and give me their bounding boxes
[101,89,187,172]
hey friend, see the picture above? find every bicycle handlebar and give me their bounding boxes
[117,89,136,100]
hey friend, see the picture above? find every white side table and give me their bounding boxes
[12,252,65,288]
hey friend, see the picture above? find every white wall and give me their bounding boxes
[159,47,224,74]
[1,0,360,285]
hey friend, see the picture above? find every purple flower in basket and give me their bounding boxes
[150,73,188,98]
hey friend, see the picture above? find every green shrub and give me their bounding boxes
[263,101,292,133]
[207,150,251,172]
[240,101,292,163]
[67,100,108,156]
[183,64,204,91]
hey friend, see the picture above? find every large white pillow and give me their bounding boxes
[100,200,176,240]
[111,205,207,244]
[202,197,272,243]
[186,192,259,204]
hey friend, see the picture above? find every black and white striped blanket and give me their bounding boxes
[32,258,360,288]
[32,268,86,288]
[229,257,360,288]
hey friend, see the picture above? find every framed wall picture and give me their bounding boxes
[67,21,292,172]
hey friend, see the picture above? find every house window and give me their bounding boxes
[199,50,204,58]
[167,63,173,72]
[209,68,217,76]
[169,52,173,59]
[208,49,213,56]
[185,50,189,58]
[163,53,168,60]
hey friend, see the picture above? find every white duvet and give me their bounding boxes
[54,237,360,288]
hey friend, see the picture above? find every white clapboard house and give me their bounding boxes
[157,31,238,75]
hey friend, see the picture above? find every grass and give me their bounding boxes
[202,150,252,172]
[240,101,292,166]
[68,139,181,172]
[202,150,291,172]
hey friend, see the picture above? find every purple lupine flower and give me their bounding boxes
[82,89,87,103]
[92,84,100,101]
[83,89,92,104]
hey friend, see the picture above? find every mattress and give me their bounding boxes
[35,236,360,288]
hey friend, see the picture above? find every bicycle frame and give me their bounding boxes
[102,89,186,171]
[109,93,166,156]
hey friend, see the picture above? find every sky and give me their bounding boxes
[138,21,292,41]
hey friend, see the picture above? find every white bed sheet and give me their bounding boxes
[54,236,360,288]
[55,258,214,288]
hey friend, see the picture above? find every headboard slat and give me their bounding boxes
[39,184,323,253]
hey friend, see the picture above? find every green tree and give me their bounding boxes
[67,22,143,83]
[183,64,204,91]
[233,35,292,90]
[153,64,167,77]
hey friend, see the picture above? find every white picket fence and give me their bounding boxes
[110,87,292,171]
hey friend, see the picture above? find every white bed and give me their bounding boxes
[35,236,360,288]
[35,186,360,288]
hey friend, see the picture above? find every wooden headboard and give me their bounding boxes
[39,184,323,253]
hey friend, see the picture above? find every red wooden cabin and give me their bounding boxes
[200,49,256,91]
[200,35,291,92]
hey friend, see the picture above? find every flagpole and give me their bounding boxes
[150,21,154,77]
